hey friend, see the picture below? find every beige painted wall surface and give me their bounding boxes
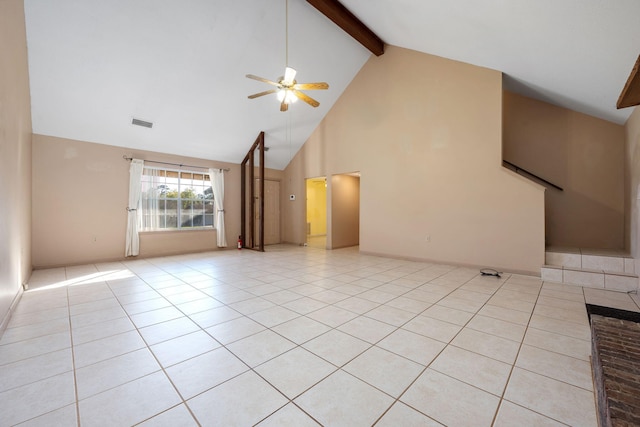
[625,106,640,258]
[503,91,625,249]
[283,46,545,274]
[331,175,360,249]
[0,0,32,330]
[306,179,327,235]
[31,135,268,267]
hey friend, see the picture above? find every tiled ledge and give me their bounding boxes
[545,248,635,275]
[541,265,639,292]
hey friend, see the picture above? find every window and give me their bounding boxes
[140,167,214,230]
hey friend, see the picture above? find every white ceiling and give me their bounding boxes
[24,0,640,170]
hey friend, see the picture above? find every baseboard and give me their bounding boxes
[0,286,24,338]
[358,249,540,277]
[31,247,233,270]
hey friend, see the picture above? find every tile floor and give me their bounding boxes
[1,245,639,426]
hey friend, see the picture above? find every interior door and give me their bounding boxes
[263,179,280,245]
[255,179,280,245]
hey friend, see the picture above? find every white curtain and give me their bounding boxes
[125,159,144,256]
[209,168,227,247]
[141,167,161,230]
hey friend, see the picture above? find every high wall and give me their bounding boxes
[0,0,33,331]
[503,91,625,249]
[32,135,281,268]
[625,106,640,259]
[282,46,545,274]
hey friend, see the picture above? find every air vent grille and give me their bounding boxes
[132,118,153,128]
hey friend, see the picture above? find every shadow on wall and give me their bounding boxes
[545,189,624,249]
[503,90,625,250]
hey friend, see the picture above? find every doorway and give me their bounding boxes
[306,177,327,248]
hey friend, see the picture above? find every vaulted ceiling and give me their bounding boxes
[24,0,640,170]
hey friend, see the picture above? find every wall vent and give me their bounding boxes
[132,118,153,128]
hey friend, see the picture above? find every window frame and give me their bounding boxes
[140,166,215,232]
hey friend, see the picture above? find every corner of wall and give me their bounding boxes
[0,287,24,338]
[624,106,640,258]
[0,0,33,335]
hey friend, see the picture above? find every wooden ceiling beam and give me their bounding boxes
[306,0,385,56]
[617,55,640,109]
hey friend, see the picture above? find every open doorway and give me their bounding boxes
[306,177,327,248]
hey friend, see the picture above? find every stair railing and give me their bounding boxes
[503,160,563,191]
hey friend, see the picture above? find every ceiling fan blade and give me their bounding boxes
[292,90,320,107]
[283,67,297,85]
[246,74,279,86]
[248,89,278,99]
[280,99,289,112]
[293,82,329,90]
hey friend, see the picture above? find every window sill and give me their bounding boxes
[139,227,215,235]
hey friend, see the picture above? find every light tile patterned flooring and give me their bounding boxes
[1,245,639,426]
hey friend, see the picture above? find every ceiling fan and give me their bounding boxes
[246,0,329,112]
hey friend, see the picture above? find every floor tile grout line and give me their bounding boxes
[489,277,569,426]
[0,332,73,365]
[371,271,512,426]
[7,247,605,425]
[49,264,213,424]
[511,360,595,392]
[498,399,574,426]
[105,273,205,427]
[225,254,445,422]
[130,403,190,426]
[492,280,594,425]
[1,287,78,426]
[0,351,74,394]
[121,255,355,424]
[247,354,331,426]
[249,263,483,376]
[520,329,592,357]
[66,277,82,427]
[159,261,370,422]
[156,253,468,423]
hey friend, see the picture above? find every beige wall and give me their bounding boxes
[31,135,275,268]
[625,106,640,259]
[503,91,625,249]
[282,46,545,274]
[0,0,32,331]
[331,174,360,249]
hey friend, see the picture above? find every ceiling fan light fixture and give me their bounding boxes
[277,89,297,104]
[245,0,328,111]
[283,67,297,85]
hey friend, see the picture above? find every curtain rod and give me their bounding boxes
[123,155,230,172]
